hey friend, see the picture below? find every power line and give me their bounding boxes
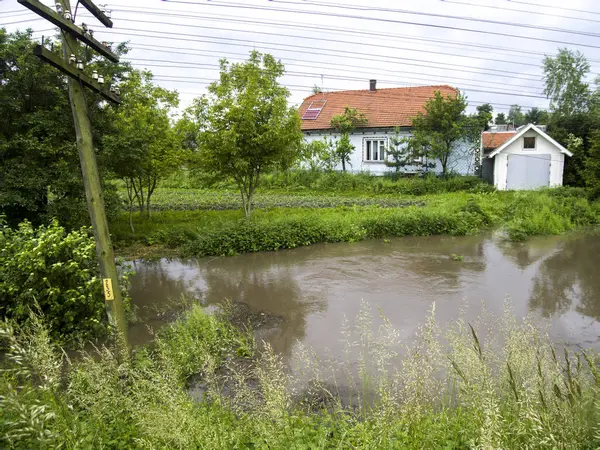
[152,76,544,110]
[127,42,544,91]
[507,0,600,17]
[158,0,600,49]
[112,16,546,70]
[124,56,544,97]
[441,0,600,24]
[3,17,44,26]
[270,0,600,39]
[92,27,545,81]
[97,6,581,62]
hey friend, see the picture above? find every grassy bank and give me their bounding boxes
[2,304,600,448]
[112,189,600,258]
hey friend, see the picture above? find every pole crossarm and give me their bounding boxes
[17,0,119,62]
[79,0,113,28]
[33,45,121,104]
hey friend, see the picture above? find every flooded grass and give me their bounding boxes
[3,303,600,448]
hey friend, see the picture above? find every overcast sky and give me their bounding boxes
[3,0,600,114]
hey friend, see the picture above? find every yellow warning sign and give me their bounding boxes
[103,278,114,300]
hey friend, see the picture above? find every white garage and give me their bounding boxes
[482,124,572,191]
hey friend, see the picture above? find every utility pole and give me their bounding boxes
[18,0,129,349]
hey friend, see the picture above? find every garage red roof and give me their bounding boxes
[299,85,458,131]
[482,131,517,150]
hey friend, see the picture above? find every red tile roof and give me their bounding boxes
[482,131,517,150]
[299,85,458,131]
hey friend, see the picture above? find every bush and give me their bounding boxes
[259,169,494,195]
[0,220,118,344]
[181,206,489,257]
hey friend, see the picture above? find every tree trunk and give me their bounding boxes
[146,176,156,219]
[124,177,135,234]
[341,158,346,172]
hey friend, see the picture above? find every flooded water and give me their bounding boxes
[128,233,600,362]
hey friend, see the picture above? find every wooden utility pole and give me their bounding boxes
[18,0,129,348]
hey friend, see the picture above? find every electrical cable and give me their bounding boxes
[441,0,600,24]
[92,27,545,81]
[158,0,600,49]
[507,0,600,17]
[270,0,600,39]
[89,6,580,62]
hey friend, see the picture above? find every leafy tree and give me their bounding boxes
[544,48,591,116]
[507,104,526,127]
[524,107,549,125]
[330,107,368,171]
[475,103,493,131]
[584,131,600,198]
[312,84,322,94]
[189,51,303,218]
[495,112,507,125]
[543,49,598,186]
[103,70,181,227]
[384,128,434,175]
[410,90,473,176]
[0,29,128,228]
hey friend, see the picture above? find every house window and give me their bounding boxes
[524,137,536,149]
[364,138,386,162]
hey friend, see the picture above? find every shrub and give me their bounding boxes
[0,220,125,344]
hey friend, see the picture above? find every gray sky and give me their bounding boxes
[3,0,600,114]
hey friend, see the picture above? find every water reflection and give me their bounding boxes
[200,265,326,356]
[127,233,600,358]
[529,235,600,319]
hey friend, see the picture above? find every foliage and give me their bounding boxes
[475,103,493,131]
[0,29,129,229]
[543,48,591,116]
[384,128,435,174]
[0,220,106,343]
[524,107,549,125]
[409,90,477,175]
[333,132,355,172]
[302,138,339,171]
[103,70,181,228]
[329,107,368,172]
[584,130,600,198]
[187,51,303,218]
[495,112,507,125]
[507,104,526,127]
[3,302,600,448]
[543,49,599,186]
[329,106,368,133]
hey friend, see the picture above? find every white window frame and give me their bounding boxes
[523,136,536,150]
[363,137,387,163]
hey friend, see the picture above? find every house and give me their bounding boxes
[298,81,476,175]
[480,123,572,190]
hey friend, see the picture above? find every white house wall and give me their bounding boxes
[303,130,475,175]
[492,129,565,190]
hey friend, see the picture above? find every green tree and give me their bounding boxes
[103,70,181,227]
[384,128,435,175]
[410,90,472,176]
[495,112,507,125]
[0,29,128,228]
[524,107,549,125]
[544,48,591,116]
[330,107,368,171]
[189,51,303,218]
[584,131,600,198]
[507,104,526,127]
[475,103,494,131]
[543,49,597,186]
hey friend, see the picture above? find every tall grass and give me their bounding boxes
[2,303,600,448]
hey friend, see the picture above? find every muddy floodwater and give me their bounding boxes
[127,233,600,362]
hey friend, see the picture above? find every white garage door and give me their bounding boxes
[506,154,551,190]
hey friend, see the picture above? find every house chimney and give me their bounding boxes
[369,79,377,92]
